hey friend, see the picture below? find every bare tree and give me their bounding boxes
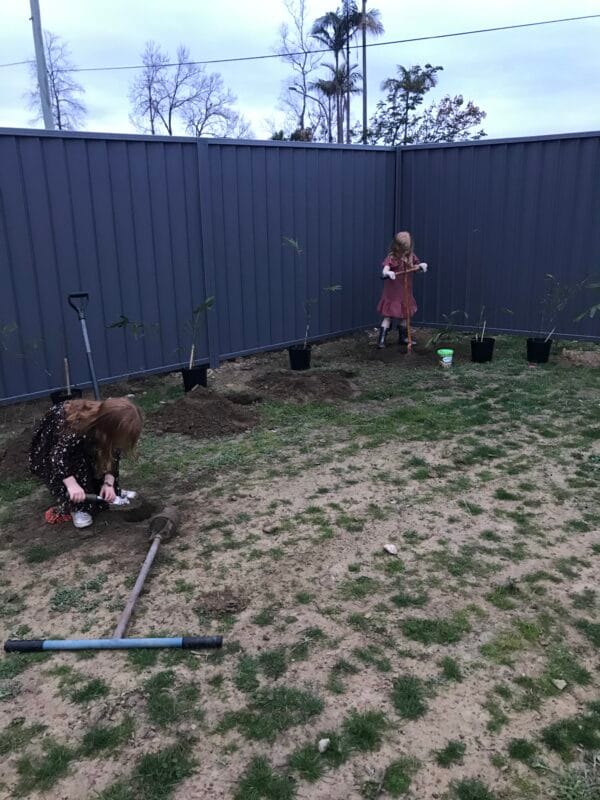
[182,73,253,138]
[129,42,249,138]
[128,41,168,134]
[27,31,86,130]
[276,0,323,135]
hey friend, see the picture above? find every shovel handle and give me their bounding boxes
[68,293,90,318]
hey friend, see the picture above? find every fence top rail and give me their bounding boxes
[1,126,599,152]
[398,128,600,151]
[0,127,394,152]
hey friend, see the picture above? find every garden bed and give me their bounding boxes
[0,331,599,800]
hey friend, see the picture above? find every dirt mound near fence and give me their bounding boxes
[148,388,258,439]
[248,369,357,403]
[0,428,33,482]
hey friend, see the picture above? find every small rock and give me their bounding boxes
[318,738,330,753]
[126,393,135,399]
[383,544,398,555]
[263,524,280,535]
[552,679,567,691]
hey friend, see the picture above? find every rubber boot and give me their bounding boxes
[377,327,388,349]
[399,325,416,346]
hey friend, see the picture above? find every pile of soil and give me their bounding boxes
[0,428,33,482]
[148,388,258,439]
[561,349,600,367]
[197,589,248,616]
[249,369,357,403]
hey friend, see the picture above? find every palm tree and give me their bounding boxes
[311,11,347,142]
[311,76,336,142]
[312,4,383,143]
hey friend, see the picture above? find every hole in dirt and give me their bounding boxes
[248,369,357,403]
[115,499,160,523]
[197,589,249,616]
[222,390,264,406]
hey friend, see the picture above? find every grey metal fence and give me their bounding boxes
[397,132,600,339]
[0,128,598,405]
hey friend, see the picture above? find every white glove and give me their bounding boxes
[418,262,428,273]
[382,266,396,280]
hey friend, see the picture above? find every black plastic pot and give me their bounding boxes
[288,345,312,371]
[181,365,208,392]
[526,338,552,364]
[471,337,495,363]
[50,388,83,405]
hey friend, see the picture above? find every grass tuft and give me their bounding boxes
[391,675,428,720]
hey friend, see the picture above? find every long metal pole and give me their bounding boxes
[345,0,351,143]
[362,0,367,143]
[114,535,162,638]
[29,0,54,130]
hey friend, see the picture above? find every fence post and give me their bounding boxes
[196,139,221,370]
[394,144,403,232]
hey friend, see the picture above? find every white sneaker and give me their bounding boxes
[110,495,130,506]
[72,511,93,529]
[120,490,137,500]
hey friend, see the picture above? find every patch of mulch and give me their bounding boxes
[560,349,600,367]
[147,388,258,439]
[248,369,357,403]
[0,427,33,481]
[197,589,248,616]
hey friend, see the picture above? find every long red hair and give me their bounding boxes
[388,231,413,262]
[65,398,142,474]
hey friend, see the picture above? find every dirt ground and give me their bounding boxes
[0,329,599,800]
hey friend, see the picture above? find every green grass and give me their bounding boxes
[576,619,600,647]
[235,757,295,800]
[288,744,324,782]
[391,675,428,720]
[402,613,470,645]
[450,778,497,800]
[339,576,380,600]
[80,717,134,756]
[235,654,259,693]
[220,686,324,741]
[0,652,48,680]
[486,580,522,610]
[327,658,360,694]
[435,740,466,767]
[353,646,391,673]
[439,656,463,682]
[98,738,195,800]
[0,718,46,755]
[570,589,596,610]
[16,740,75,794]
[541,703,600,760]
[341,710,387,751]
[127,648,159,671]
[381,756,420,796]
[391,589,429,608]
[295,591,313,604]
[0,477,37,503]
[507,738,537,762]
[144,671,200,728]
[69,677,109,704]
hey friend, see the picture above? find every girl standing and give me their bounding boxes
[377,231,427,348]
[30,397,142,529]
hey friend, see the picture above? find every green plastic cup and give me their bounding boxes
[437,348,454,367]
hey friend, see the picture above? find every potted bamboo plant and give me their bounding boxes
[470,306,513,363]
[181,297,215,391]
[528,274,584,364]
[283,237,341,370]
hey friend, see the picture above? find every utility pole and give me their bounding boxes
[345,0,351,143]
[362,0,367,143]
[29,0,54,129]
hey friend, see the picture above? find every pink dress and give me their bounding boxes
[377,253,419,319]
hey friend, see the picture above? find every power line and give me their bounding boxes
[1,13,599,73]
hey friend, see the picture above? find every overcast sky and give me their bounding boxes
[1,0,599,140]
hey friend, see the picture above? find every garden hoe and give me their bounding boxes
[4,507,222,655]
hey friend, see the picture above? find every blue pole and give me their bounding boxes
[4,636,222,653]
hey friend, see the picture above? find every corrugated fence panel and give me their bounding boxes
[1,129,599,405]
[201,141,396,358]
[398,134,600,338]
[0,133,209,403]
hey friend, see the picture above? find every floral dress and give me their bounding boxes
[29,404,120,515]
[377,252,420,319]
